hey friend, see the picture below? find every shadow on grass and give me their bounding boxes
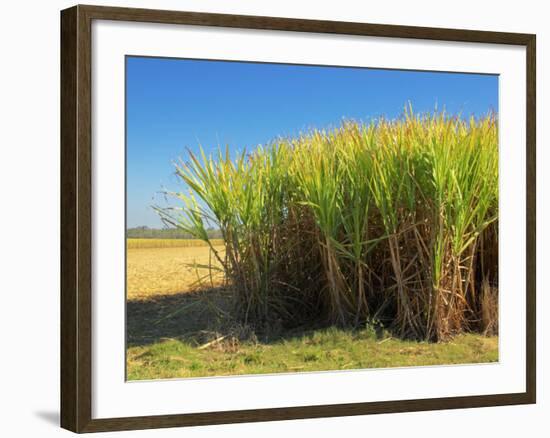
[127,286,389,348]
[127,286,232,347]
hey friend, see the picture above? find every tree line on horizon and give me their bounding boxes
[127,226,222,239]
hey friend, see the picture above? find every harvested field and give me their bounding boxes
[127,242,224,300]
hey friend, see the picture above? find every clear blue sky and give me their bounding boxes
[126,56,498,228]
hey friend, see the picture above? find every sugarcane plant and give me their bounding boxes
[156,108,498,341]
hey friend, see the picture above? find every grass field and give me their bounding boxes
[128,330,498,380]
[126,239,498,380]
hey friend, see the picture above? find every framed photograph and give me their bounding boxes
[60,4,536,433]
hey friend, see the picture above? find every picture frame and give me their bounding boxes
[60,4,536,433]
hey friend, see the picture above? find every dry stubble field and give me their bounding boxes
[126,239,224,301]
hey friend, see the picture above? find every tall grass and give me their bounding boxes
[156,109,498,341]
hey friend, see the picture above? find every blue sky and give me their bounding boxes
[126,56,498,228]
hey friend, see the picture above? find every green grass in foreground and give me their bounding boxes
[127,329,498,380]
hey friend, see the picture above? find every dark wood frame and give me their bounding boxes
[61,4,536,433]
